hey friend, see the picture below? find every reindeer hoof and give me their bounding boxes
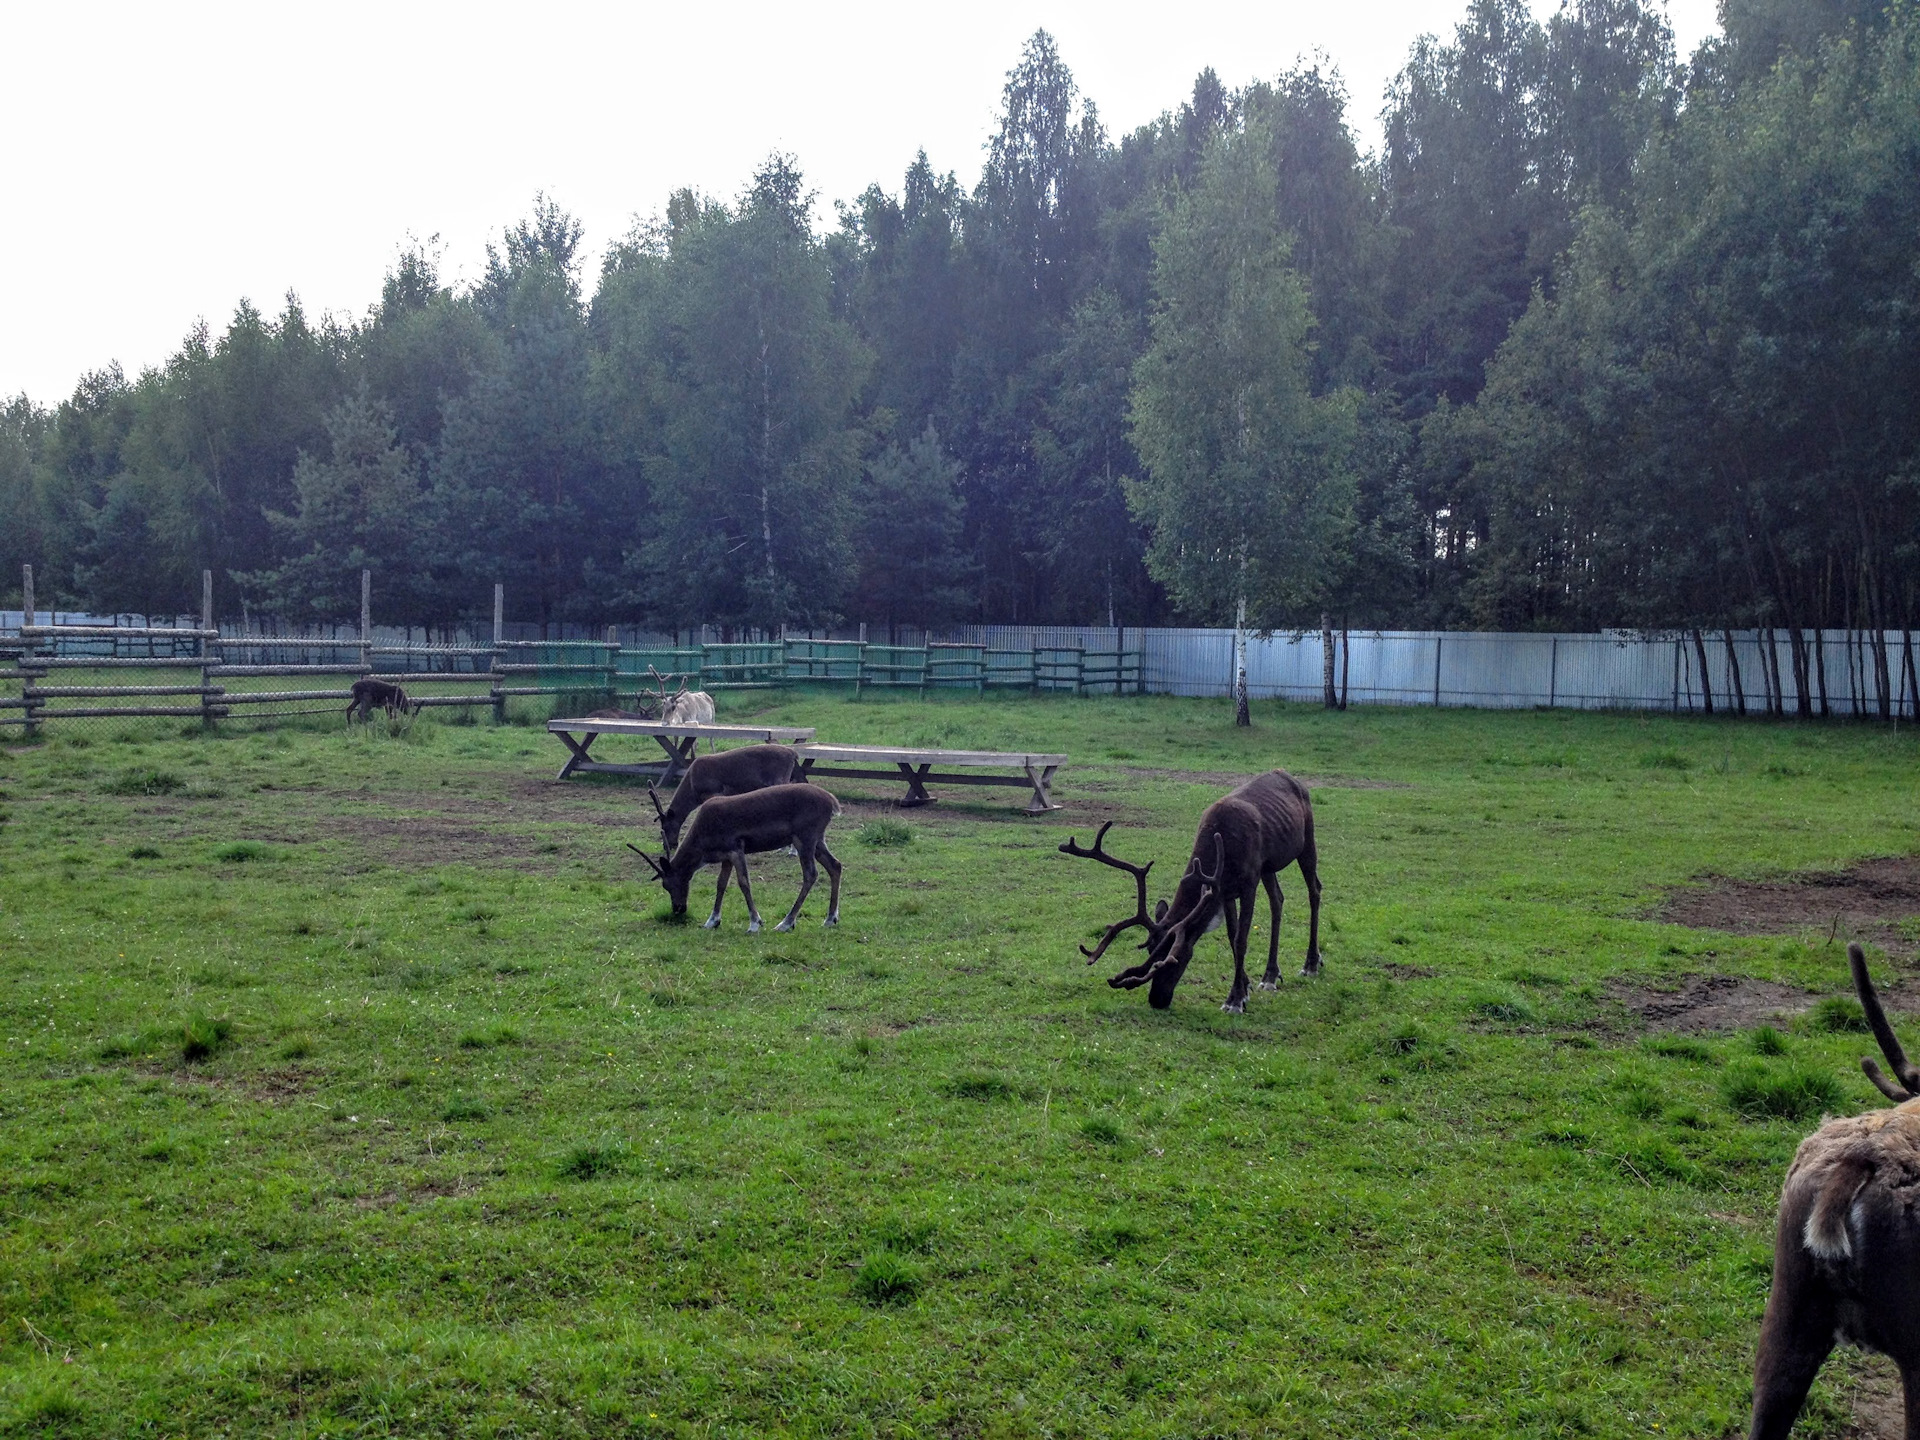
[1221,999,1246,1014]
[774,920,795,933]
[823,916,838,928]
[702,917,721,930]
[1257,980,1279,991]
[747,920,762,934]
[1299,960,1322,977]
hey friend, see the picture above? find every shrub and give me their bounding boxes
[852,1252,922,1304]
[857,819,913,847]
[1722,1062,1843,1122]
[104,767,184,796]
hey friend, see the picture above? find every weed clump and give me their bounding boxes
[852,1251,922,1304]
[1468,992,1536,1024]
[457,1023,520,1050]
[857,819,913,847]
[1645,1036,1716,1063]
[1808,996,1867,1033]
[1751,1025,1789,1056]
[213,841,281,864]
[1639,750,1692,771]
[181,1015,232,1063]
[1080,1115,1123,1144]
[557,1142,629,1180]
[947,1072,1015,1101]
[1722,1061,1843,1121]
[103,768,183,796]
[128,845,162,860]
[443,1095,490,1122]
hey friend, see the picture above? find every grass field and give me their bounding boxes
[2,694,1917,1438]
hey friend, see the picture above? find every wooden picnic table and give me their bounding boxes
[791,743,1065,813]
[547,718,815,784]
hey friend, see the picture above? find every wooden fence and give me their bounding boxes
[0,567,1143,733]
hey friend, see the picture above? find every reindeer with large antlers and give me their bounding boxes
[1061,770,1321,1011]
[1749,943,1920,1438]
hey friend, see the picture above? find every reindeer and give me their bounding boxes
[1060,769,1321,1012]
[649,743,804,852]
[630,666,716,726]
[1750,943,1920,1439]
[345,677,421,724]
[631,782,841,932]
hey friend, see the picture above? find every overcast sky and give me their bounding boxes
[2,0,1720,407]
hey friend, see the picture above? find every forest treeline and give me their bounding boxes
[2,0,1915,662]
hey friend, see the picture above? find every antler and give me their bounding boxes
[1109,863,1224,989]
[1059,821,1161,964]
[647,787,668,823]
[625,841,665,879]
[1852,942,1920,1102]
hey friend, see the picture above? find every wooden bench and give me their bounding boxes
[548,718,814,785]
[791,743,1065,813]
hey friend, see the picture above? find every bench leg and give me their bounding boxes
[1024,763,1061,813]
[654,735,697,787]
[897,762,937,807]
[556,730,597,780]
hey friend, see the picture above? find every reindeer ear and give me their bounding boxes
[1154,899,1168,922]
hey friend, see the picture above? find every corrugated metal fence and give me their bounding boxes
[936,625,1920,717]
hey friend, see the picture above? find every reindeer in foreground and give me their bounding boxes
[1750,943,1920,1439]
[649,743,804,852]
[1061,769,1321,1012]
[345,677,421,724]
[631,783,841,932]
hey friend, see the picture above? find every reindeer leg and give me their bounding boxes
[776,843,816,932]
[1259,871,1284,989]
[703,863,731,928]
[1222,892,1255,1013]
[1748,1238,1837,1440]
[817,841,842,926]
[730,849,762,933]
[1297,839,1324,976]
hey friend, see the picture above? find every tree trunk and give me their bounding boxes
[1723,629,1747,716]
[1321,611,1337,708]
[1339,626,1350,711]
[1233,591,1250,728]
[1764,627,1785,716]
[1871,628,1892,722]
[1788,625,1812,717]
[1903,629,1919,722]
[1691,628,1713,715]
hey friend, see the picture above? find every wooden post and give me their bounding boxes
[491,583,506,723]
[20,564,38,737]
[200,569,219,727]
[359,569,372,675]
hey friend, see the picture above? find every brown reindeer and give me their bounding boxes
[631,782,841,932]
[1750,943,1920,1439]
[345,678,421,724]
[1061,769,1321,1011]
[649,743,804,852]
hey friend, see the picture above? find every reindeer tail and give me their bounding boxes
[1802,1150,1875,1261]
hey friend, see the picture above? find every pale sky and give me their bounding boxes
[2,0,1720,407]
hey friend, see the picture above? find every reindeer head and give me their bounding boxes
[628,841,691,915]
[1060,823,1223,1009]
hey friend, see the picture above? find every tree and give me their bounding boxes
[235,394,439,623]
[597,157,869,632]
[1128,117,1358,725]
[848,425,975,636]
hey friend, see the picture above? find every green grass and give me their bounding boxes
[1,696,1917,1435]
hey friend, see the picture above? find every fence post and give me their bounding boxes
[1548,635,1559,709]
[359,570,372,676]
[200,569,221,727]
[19,564,38,737]
[606,623,619,704]
[491,583,506,723]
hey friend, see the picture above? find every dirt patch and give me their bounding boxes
[1608,973,1815,1033]
[1658,856,1920,960]
[1381,962,1437,980]
[1117,767,1409,790]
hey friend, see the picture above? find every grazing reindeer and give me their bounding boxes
[642,666,716,727]
[1750,943,1920,1439]
[632,783,841,932]
[649,743,804,852]
[1061,769,1321,1012]
[345,677,420,724]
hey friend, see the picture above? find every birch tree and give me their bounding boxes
[1127,117,1357,724]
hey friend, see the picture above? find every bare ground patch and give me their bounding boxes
[1607,973,1817,1033]
[1657,856,1920,960]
